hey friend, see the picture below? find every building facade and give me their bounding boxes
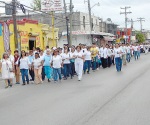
[0,19,59,57]
[0,12,118,48]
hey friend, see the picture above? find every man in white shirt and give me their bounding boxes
[122,44,127,65]
[103,44,108,68]
[126,44,131,63]
[133,44,139,60]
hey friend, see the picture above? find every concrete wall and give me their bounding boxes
[58,34,91,47]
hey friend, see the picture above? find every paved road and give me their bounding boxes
[0,54,150,125]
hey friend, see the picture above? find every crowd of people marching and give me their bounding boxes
[0,43,149,88]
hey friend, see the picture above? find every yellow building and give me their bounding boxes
[0,19,59,57]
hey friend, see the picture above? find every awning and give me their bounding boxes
[62,31,115,37]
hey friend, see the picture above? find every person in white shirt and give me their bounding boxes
[103,45,108,68]
[7,49,14,62]
[0,53,14,88]
[32,53,43,84]
[107,44,112,67]
[122,44,127,65]
[17,50,31,85]
[126,44,131,63]
[70,46,76,76]
[137,44,141,58]
[83,47,91,74]
[99,45,104,68]
[133,44,139,60]
[51,49,62,82]
[44,46,50,55]
[74,46,84,81]
[62,47,72,80]
[39,50,45,81]
[114,44,123,72]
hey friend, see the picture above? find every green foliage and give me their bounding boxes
[136,32,145,43]
[31,0,41,10]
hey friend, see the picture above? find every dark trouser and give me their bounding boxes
[101,57,104,68]
[29,69,34,81]
[53,68,62,81]
[70,62,75,76]
[84,60,91,73]
[112,56,115,65]
[126,53,130,62]
[20,69,29,83]
[134,51,138,60]
[92,57,96,70]
[41,66,45,81]
[63,64,72,78]
[107,57,112,67]
[115,57,122,72]
[103,58,108,68]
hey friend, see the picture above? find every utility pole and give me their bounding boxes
[12,0,19,50]
[63,0,69,45]
[120,6,132,44]
[127,19,136,43]
[88,0,93,44]
[51,11,55,47]
[137,17,145,33]
[69,0,73,46]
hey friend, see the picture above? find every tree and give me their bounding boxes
[136,32,145,43]
[31,0,41,10]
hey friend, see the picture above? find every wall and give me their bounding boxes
[58,34,91,47]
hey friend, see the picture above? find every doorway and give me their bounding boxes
[29,40,35,50]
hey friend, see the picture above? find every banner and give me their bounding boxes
[41,0,63,11]
[0,24,2,36]
[3,22,10,51]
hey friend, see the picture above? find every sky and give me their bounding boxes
[1,0,150,31]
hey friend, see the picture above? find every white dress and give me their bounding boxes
[1,59,14,79]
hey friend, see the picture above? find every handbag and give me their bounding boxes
[9,68,14,72]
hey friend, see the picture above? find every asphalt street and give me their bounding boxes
[0,54,150,125]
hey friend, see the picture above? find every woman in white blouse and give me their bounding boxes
[32,53,43,84]
[51,49,62,83]
[74,46,84,81]
[114,44,123,72]
[84,47,91,74]
[17,50,31,85]
[0,53,14,88]
[62,47,72,80]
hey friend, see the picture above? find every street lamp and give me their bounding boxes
[91,2,100,9]
[85,0,100,44]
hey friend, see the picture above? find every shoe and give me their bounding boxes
[64,78,67,80]
[87,71,90,74]
[9,84,12,87]
[27,82,29,84]
[5,86,9,89]
[48,79,51,82]
[22,83,26,85]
